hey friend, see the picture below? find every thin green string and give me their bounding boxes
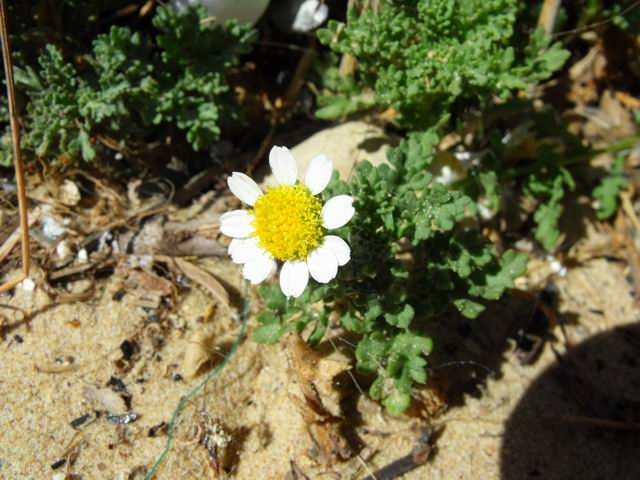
[144,281,250,480]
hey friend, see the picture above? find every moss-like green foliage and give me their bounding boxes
[255,129,526,415]
[317,0,569,129]
[592,155,628,220]
[0,6,256,166]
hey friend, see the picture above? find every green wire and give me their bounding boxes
[144,281,250,480]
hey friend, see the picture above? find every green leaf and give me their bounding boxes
[16,6,256,164]
[478,170,500,211]
[356,332,391,374]
[383,391,412,416]
[252,324,283,344]
[306,313,329,346]
[14,65,41,90]
[319,1,568,130]
[315,96,360,120]
[481,250,528,300]
[525,161,575,251]
[260,284,287,312]
[341,310,365,334]
[316,21,340,45]
[454,298,486,318]
[78,130,96,162]
[256,311,279,325]
[593,155,628,220]
[390,332,433,358]
[384,304,415,329]
[364,299,383,322]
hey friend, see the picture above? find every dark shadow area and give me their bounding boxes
[423,291,550,407]
[357,135,399,154]
[501,323,640,480]
[324,284,575,432]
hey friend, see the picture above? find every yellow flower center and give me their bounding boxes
[252,184,323,261]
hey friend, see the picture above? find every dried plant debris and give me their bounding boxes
[362,426,438,480]
[285,460,312,480]
[50,436,89,479]
[405,375,448,420]
[124,465,150,479]
[147,422,168,438]
[182,329,216,379]
[159,256,230,310]
[69,413,93,430]
[113,337,142,373]
[83,385,129,415]
[35,356,78,374]
[126,215,226,257]
[281,332,352,465]
[114,263,175,299]
[199,413,233,476]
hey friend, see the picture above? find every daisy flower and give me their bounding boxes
[221,146,354,298]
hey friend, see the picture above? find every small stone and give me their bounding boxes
[58,180,81,206]
[261,121,396,189]
[77,249,88,263]
[19,278,35,292]
[55,241,73,262]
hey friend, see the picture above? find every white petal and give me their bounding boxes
[243,252,276,285]
[269,146,298,185]
[279,260,309,298]
[227,172,262,206]
[228,237,263,264]
[323,235,350,266]
[307,243,338,284]
[220,210,254,238]
[322,195,355,229]
[304,154,333,195]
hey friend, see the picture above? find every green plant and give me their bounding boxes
[0,5,256,166]
[592,155,628,220]
[317,0,569,129]
[313,54,376,120]
[461,103,635,251]
[523,149,576,251]
[574,0,640,34]
[255,129,526,414]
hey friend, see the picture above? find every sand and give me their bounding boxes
[1,225,639,480]
[1,122,638,479]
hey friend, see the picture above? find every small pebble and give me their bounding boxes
[77,249,88,263]
[19,278,35,292]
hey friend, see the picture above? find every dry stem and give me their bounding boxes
[0,0,30,293]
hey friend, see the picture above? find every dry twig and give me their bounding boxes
[0,0,30,293]
[537,0,561,35]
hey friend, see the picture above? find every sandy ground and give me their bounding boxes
[1,225,639,480]
[1,122,639,479]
